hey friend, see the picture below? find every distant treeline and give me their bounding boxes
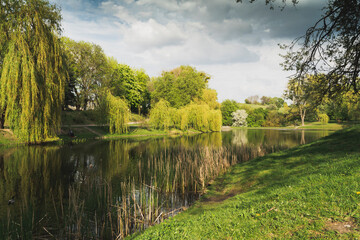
[222,89,360,127]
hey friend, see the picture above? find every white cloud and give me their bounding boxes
[50,0,327,103]
[121,19,186,51]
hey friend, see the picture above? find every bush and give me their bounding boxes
[232,109,248,127]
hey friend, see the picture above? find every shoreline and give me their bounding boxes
[129,126,360,239]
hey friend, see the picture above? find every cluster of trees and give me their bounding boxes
[221,98,289,127]
[223,74,360,127]
[237,0,360,127]
[62,38,150,114]
[285,74,360,126]
[0,0,224,143]
[149,66,222,132]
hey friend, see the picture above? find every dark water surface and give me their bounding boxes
[0,129,333,239]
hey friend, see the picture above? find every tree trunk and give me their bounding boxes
[300,107,306,126]
[301,114,305,126]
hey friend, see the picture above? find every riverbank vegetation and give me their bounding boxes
[131,125,360,239]
[221,88,360,128]
[1,131,289,239]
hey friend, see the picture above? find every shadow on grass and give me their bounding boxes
[196,126,360,210]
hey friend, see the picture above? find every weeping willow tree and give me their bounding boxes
[0,0,66,143]
[106,92,129,134]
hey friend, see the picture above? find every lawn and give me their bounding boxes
[130,125,360,239]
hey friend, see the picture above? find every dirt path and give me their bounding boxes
[83,126,103,137]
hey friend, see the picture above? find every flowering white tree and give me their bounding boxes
[232,109,248,127]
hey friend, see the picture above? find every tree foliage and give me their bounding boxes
[152,66,208,108]
[239,0,360,100]
[318,113,330,125]
[62,37,108,110]
[195,88,221,110]
[106,92,129,134]
[247,108,268,127]
[0,0,65,143]
[107,58,150,114]
[149,100,222,132]
[149,99,172,130]
[220,99,241,126]
[284,75,323,126]
[280,0,360,97]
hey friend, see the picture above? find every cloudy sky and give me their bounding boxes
[51,0,327,102]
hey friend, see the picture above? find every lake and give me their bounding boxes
[0,129,333,239]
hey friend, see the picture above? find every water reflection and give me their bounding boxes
[0,129,333,239]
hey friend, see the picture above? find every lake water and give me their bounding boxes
[0,129,333,239]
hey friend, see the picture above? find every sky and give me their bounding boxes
[51,0,327,103]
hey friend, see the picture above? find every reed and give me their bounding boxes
[1,141,286,239]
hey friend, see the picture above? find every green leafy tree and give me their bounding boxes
[152,66,208,108]
[0,0,66,143]
[134,69,151,114]
[106,92,129,134]
[107,58,150,114]
[318,113,330,125]
[62,37,108,110]
[195,89,221,110]
[149,99,173,130]
[285,75,324,126]
[247,108,268,127]
[270,97,285,109]
[220,99,241,126]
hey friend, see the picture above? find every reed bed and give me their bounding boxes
[1,143,284,239]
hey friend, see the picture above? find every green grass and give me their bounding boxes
[61,110,99,125]
[232,122,347,131]
[0,129,19,145]
[296,122,344,130]
[238,103,267,110]
[129,126,360,239]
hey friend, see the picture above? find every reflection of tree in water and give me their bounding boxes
[232,129,248,146]
[0,146,76,238]
[301,130,306,145]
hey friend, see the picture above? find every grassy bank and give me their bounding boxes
[130,126,360,239]
[232,122,348,131]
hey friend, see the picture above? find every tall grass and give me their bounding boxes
[1,142,284,239]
